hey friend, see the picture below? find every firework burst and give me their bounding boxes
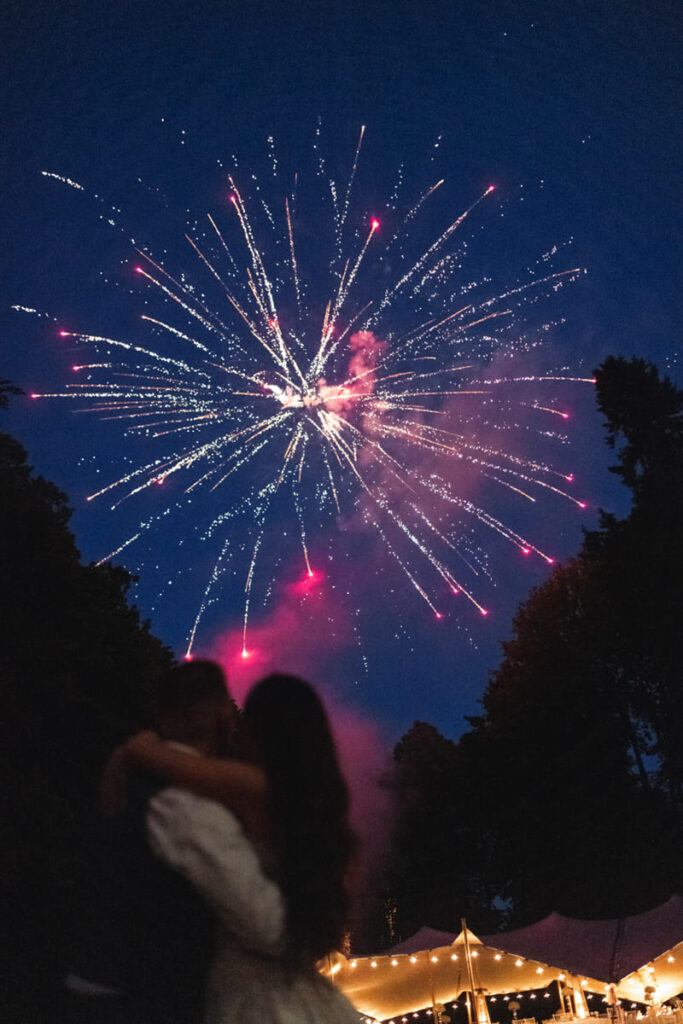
[30,128,590,659]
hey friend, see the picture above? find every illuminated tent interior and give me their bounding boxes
[327,897,683,1023]
[328,926,607,1023]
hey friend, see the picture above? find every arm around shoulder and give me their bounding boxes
[125,731,268,826]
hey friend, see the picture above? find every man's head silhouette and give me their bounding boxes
[153,660,236,757]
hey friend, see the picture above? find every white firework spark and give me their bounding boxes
[30,128,590,658]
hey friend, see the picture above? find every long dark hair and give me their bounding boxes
[243,674,356,964]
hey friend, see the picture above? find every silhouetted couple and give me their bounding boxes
[66,662,359,1023]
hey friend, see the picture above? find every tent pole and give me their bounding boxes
[462,917,478,1024]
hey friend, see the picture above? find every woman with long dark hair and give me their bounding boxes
[120,673,359,1023]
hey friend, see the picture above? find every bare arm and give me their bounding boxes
[124,731,269,836]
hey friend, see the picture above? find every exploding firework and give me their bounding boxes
[29,127,590,659]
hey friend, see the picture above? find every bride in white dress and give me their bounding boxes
[124,673,361,1024]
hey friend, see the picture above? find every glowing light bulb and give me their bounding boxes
[59,330,69,337]
[241,648,250,660]
[184,652,193,661]
[371,218,380,230]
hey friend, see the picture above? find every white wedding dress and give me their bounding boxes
[147,788,360,1024]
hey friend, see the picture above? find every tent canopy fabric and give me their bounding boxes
[389,926,459,955]
[480,896,683,982]
[336,897,683,1020]
[333,927,608,1022]
[388,897,683,983]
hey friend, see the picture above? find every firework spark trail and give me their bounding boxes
[30,130,591,657]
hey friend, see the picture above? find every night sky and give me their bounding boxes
[3,0,681,744]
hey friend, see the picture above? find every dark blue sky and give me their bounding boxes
[3,0,681,741]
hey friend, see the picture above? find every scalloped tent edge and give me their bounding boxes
[327,896,683,1021]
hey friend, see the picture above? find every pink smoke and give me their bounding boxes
[314,329,387,414]
[207,565,395,896]
[347,329,387,395]
[208,568,352,704]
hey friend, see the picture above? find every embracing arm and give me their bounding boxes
[124,731,268,833]
[147,789,284,956]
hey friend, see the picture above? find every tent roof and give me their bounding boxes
[481,895,683,982]
[334,928,609,1021]
[389,926,458,955]
[336,898,683,1019]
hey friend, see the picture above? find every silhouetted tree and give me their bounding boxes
[385,357,683,937]
[387,721,504,941]
[0,382,173,1021]
[457,357,683,925]
[585,356,683,807]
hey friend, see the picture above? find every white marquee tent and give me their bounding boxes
[326,897,683,1023]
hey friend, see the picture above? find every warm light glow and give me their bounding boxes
[431,955,438,963]
[410,956,417,964]
[391,959,398,966]
[371,960,378,968]
[494,954,502,960]
[516,960,523,967]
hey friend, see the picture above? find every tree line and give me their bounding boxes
[379,356,683,948]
